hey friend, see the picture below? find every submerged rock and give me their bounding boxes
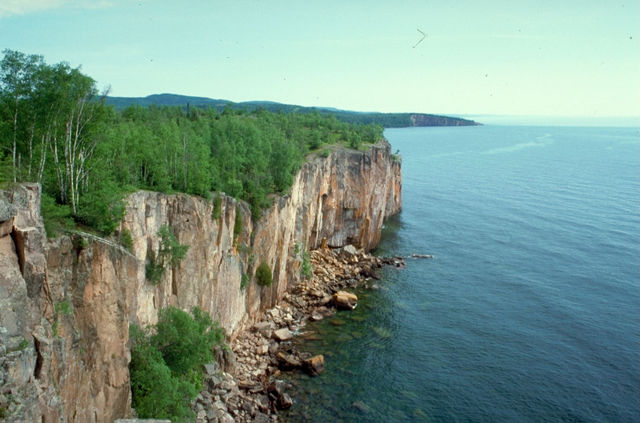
[277,393,293,410]
[267,380,294,410]
[352,400,371,414]
[332,291,358,310]
[276,352,302,370]
[303,355,325,376]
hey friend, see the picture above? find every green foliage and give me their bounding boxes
[106,94,477,128]
[301,250,313,279]
[6,338,30,353]
[72,235,87,252]
[41,193,73,238]
[0,155,12,188]
[153,307,223,377]
[55,299,73,316]
[158,225,189,266]
[321,148,330,158]
[75,179,125,235]
[233,209,243,241]
[211,193,222,220]
[129,307,225,422]
[240,273,249,291]
[145,225,189,284]
[119,228,133,251]
[2,50,385,236]
[237,243,251,255]
[17,338,29,351]
[51,298,73,338]
[129,324,196,422]
[145,249,164,285]
[255,261,273,287]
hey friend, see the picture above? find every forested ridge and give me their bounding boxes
[107,93,480,128]
[0,50,382,235]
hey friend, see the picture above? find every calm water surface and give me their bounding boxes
[281,126,640,422]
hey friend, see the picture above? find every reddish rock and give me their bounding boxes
[303,355,325,376]
[332,291,358,310]
[276,352,302,370]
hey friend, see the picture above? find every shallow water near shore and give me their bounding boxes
[281,125,640,422]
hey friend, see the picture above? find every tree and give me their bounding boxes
[255,261,273,287]
[129,307,225,422]
[44,63,108,214]
[0,50,43,182]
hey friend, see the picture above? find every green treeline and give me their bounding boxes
[0,50,382,235]
[106,93,480,127]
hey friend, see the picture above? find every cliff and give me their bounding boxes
[0,140,401,422]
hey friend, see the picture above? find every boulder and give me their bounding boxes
[272,328,293,342]
[267,380,293,410]
[332,291,358,310]
[303,355,325,376]
[277,393,293,410]
[276,352,301,370]
[253,321,274,338]
[342,244,357,256]
[203,362,219,377]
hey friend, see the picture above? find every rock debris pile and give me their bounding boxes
[193,245,405,422]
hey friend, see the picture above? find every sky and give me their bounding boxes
[1,0,639,123]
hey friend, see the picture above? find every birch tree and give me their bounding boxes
[0,49,42,182]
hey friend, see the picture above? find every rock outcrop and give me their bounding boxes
[0,140,401,422]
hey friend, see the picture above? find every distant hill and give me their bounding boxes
[106,94,480,128]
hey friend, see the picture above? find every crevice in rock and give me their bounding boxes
[33,335,43,380]
[10,228,25,276]
[171,271,178,296]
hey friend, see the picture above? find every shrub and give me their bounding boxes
[145,249,164,285]
[238,243,251,255]
[146,225,189,284]
[119,228,134,252]
[211,193,222,220]
[233,209,242,241]
[55,300,73,316]
[158,225,189,267]
[240,273,249,291]
[255,261,273,287]
[75,180,125,235]
[301,250,313,279]
[129,307,225,422]
[41,193,73,238]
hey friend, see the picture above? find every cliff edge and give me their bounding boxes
[0,140,401,422]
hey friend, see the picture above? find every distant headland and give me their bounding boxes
[106,93,481,128]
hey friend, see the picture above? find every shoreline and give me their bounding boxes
[192,245,405,422]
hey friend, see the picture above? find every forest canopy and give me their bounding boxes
[0,50,382,234]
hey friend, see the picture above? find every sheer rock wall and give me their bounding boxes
[0,140,401,422]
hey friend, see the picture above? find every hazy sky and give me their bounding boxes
[1,0,639,120]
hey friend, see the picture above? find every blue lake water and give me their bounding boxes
[281,125,640,422]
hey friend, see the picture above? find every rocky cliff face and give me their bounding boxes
[0,140,401,422]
